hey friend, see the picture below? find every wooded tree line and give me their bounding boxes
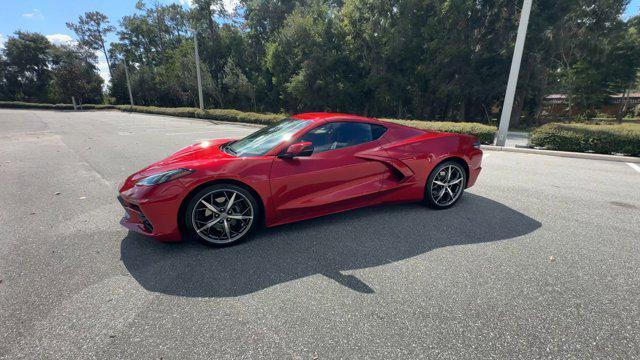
[0,31,103,106]
[1,0,639,123]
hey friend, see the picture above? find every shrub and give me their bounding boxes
[199,109,284,125]
[0,101,74,110]
[383,119,497,144]
[82,104,117,110]
[530,123,640,156]
[0,101,115,110]
[116,105,200,118]
[115,105,285,124]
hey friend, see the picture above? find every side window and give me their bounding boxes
[298,122,387,154]
[371,124,387,140]
[298,123,335,153]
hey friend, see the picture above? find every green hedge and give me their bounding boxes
[383,119,497,144]
[0,101,116,110]
[530,123,640,156]
[116,105,284,125]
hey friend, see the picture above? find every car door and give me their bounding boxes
[269,121,389,223]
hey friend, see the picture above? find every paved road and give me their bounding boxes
[1,109,639,359]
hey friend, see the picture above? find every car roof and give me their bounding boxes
[290,112,381,124]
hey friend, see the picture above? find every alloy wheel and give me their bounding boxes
[430,165,464,207]
[191,189,254,244]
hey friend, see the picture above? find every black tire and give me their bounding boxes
[185,183,261,247]
[424,160,467,209]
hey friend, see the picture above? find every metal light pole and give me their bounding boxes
[194,31,204,110]
[123,56,134,106]
[495,0,533,146]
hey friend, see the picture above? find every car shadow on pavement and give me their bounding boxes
[120,193,541,297]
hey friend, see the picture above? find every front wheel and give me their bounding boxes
[425,161,467,209]
[185,184,260,246]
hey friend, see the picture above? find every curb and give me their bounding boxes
[481,145,640,163]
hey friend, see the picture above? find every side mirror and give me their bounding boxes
[279,141,314,158]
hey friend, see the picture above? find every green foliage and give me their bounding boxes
[0,101,115,110]
[72,1,631,121]
[530,123,640,156]
[383,119,497,144]
[2,32,53,102]
[2,0,640,124]
[50,45,103,104]
[266,1,354,112]
[66,11,115,52]
[116,105,285,124]
[66,11,116,80]
[0,31,104,104]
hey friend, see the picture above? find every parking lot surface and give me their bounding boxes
[1,109,639,359]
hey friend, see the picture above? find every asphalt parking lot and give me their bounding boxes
[1,109,639,359]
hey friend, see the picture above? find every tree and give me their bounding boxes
[528,0,633,120]
[1,32,52,102]
[0,54,7,100]
[50,45,104,106]
[609,15,640,121]
[266,1,354,112]
[66,11,116,81]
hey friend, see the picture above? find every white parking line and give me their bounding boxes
[627,163,640,173]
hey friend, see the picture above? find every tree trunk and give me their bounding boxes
[533,69,549,126]
[481,104,491,124]
[458,98,467,121]
[510,93,525,128]
[617,86,632,124]
[99,37,114,82]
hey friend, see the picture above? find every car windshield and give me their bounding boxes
[225,118,311,157]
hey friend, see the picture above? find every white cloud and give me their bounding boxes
[221,0,240,13]
[46,34,76,46]
[22,9,44,20]
[0,34,6,50]
[176,0,239,14]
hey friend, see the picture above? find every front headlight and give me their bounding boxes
[136,168,195,186]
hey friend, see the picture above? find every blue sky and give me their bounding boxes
[625,0,640,18]
[0,0,638,82]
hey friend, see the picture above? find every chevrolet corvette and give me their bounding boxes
[118,113,483,246]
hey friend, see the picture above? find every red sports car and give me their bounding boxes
[118,113,483,246]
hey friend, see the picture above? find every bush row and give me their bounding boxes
[383,119,497,144]
[0,101,116,110]
[530,123,640,156]
[115,105,284,125]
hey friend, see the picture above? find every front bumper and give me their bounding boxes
[118,195,153,233]
[117,183,186,242]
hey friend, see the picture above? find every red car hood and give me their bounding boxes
[121,138,235,191]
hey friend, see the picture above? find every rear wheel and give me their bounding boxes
[186,184,260,246]
[425,161,467,209]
